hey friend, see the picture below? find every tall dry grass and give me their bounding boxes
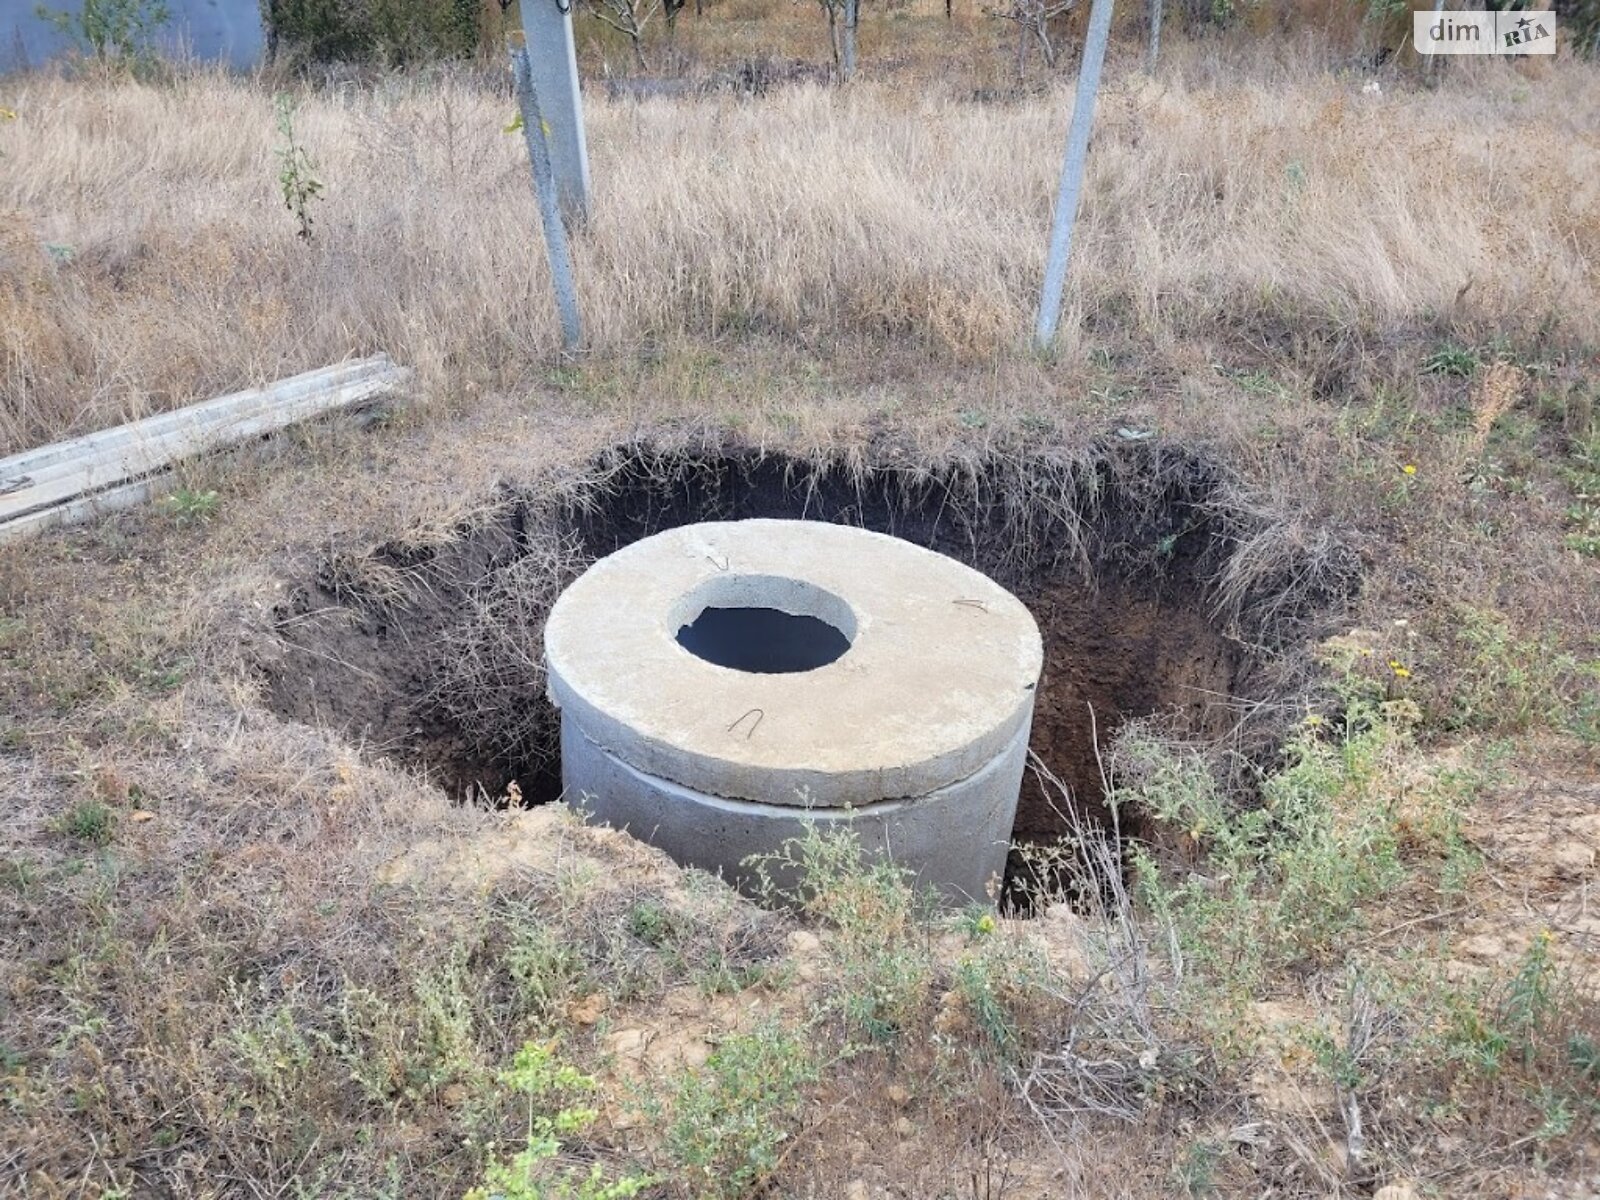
[1,52,1597,453]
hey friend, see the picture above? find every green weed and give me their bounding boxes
[1123,674,1469,1008]
[505,915,590,1020]
[410,949,483,1093]
[467,1041,651,1200]
[55,800,114,847]
[624,899,682,948]
[1171,1136,1223,1197]
[658,1024,817,1199]
[1439,608,1584,734]
[160,488,219,525]
[1423,342,1480,377]
[35,0,169,66]
[753,822,935,1052]
[1440,934,1598,1120]
[275,95,324,241]
[224,994,319,1119]
[0,855,39,896]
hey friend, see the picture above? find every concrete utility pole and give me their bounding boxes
[512,48,583,352]
[1034,0,1115,348]
[517,0,591,223]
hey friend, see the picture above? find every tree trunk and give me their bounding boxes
[823,2,841,79]
[841,0,859,80]
[1147,0,1161,70]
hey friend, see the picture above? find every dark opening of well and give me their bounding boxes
[677,607,851,674]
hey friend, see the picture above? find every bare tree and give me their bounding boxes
[984,0,1079,72]
[1147,0,1161,69]
[584,0,661,68]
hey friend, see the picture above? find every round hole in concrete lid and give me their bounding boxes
[671,573,856,675]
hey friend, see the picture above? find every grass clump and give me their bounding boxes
[1428,606,1599,739]
[505,913,593,1021]
[54,799,115,847]
[753,821,935,1053]
[951,925,1051,1066]
[468,1042,652,1200]
[1422,342,1480,378]
[1120,669,1479,1024]
[159,488,220,525]
[655,1024,817,1200]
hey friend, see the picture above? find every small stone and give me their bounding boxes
[1373,1183,1417,1200]
[128,810,156,823]
[885,1084,912,1109]
[1457,933,1505,960]
[893,1116,916,1139]
[1551,842,1596,876]
[646,1032,711,1071]
[845,1182,869,1200]
[787,930,824,982]
[1248,1069,1334,1118]
[605,1101,641,1131]
[933,989,969,1037]
[567,993,606,1025]
[606,1029,648,1061]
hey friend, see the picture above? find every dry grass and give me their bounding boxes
[2,52,1598,452]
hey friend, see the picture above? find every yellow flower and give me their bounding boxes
[1303,713,1325,727]
[1402,463,1417,475]
[1387,659,1411,678]
[975,913,996,935]
[1538,928,1555,945]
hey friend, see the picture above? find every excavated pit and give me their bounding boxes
[259,441,1358,901]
